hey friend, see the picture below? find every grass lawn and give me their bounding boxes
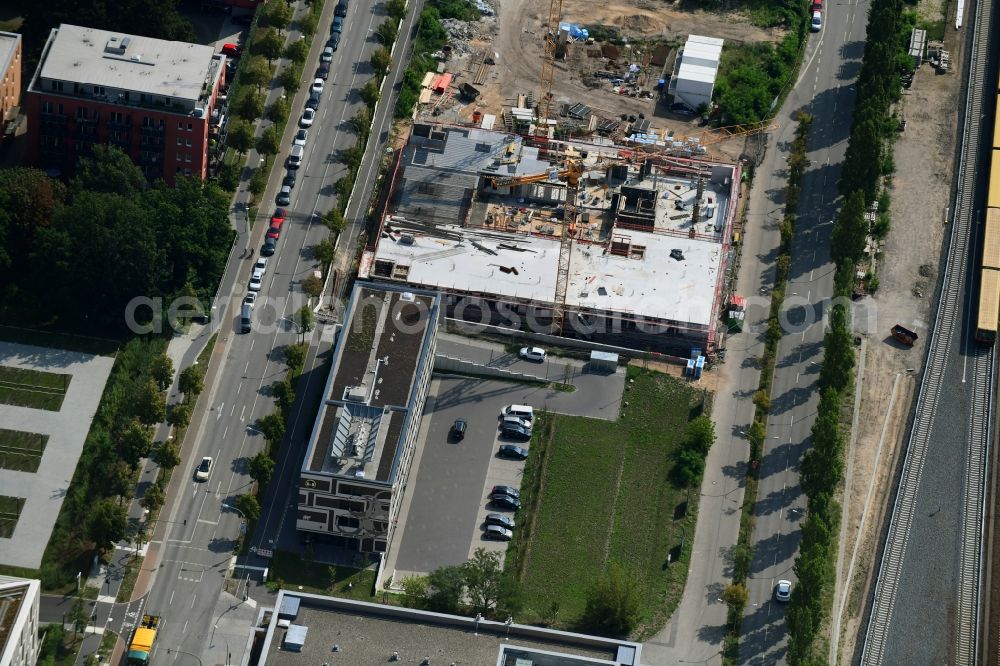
[0,428,48,472]
[115,556,142,603]
[0,495,25,538]
[0,324,118,356]
[515,367,705,638]
[0,365,71,411]
[267,549,376,599]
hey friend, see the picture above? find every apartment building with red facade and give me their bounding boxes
[25,24,226,185]
[0,31,22,140]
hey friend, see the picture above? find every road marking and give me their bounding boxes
[230,402,237,415]
[237,381,243,395]
[241,405,246,422]
[168,590,174,605]
[223,425,229,439]
[182,620,189,635]
[249,338,255,352]
[244,360,250,374]
[197,518,219,525]
[217,403,223,420]
[190,595,197,609]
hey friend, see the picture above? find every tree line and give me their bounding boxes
[785,0,907,661]
[0,146,234,335]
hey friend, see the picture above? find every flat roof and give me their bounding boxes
[366,224,722,328]
[979,268,1000,332]
[256,592,643,666]
[36,24,219,103]
[985,208,1000,269]
[302,284,438,481]
[677,63,718,84]
[0,576,38,666]
[0,32,19,83]
[991,151,1000,209]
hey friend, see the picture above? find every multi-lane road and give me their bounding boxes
[111,0,423,663]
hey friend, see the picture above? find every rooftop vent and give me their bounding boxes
[130,54,142,62]
[104,37,127,55]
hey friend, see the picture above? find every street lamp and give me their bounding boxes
[166,647,203,666]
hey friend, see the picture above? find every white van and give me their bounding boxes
[502,405,534,423]
[288,144,304,168]
[810,11,822,31]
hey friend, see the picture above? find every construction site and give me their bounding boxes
[359,122,744,355]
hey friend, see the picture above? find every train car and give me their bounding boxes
[984,208,1000,269]
[991,153,1000,210]
[976,266,1000,343]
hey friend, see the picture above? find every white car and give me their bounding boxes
[519,346,546,362]
[294,128,308,147]
[243,291,257,309]
[254,256,268,275]
[310,78,324,95]
[321,46,334,63]
[195,456,213,482]
[774,579,792,602]
[249,268,264,292]
[300,108,315,127]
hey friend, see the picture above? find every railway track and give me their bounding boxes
[861,0,993,662]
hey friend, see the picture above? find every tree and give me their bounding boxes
[279,63,303,95]
[349,107,372,138]
[284,343,306,371]
[179,364,205,400]
[401,575,429,608]
[301,274,324,298]
[150,353,173,390]
[69,594,89,638]
[671,448,705,487]
[249,168,268,199]
[262,1,293,31]
[266,98,289,124]
[257,412,285,445]
[167,402,192,430]
[235,493,261,522]
[298,11,319,37]
[387,0,407,21]
[249,452,275,486]
[73,145,147,196]
[88,499,128,549]
[376,19,398,45]
[360,79,381,109]
[234,88,264,120]
[426,564,466,613]
[135,379,166,426]
[119,420,153,465]
[227,118,254,155]
[722,582,749,608]
[579,563,641,637]
[371,47,392,77]
[217,161,240,192]
[684,415,715,455]
[254,27,285,64]
[153,440,182,470]
[311,237,337,266]
[324,208,346,234]
[293,306,315,339]
[141,482,165,513]
[463,548,503,613]
[285,39,309,64]
[256,125,281,163]
[830,189,868,265]
[242,56,271,93]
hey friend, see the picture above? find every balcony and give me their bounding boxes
[140,124,165,136]
[140,135,164,148]
[107,118,131,130]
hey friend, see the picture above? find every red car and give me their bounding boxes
[810,0,822,11]
[221,43,242,58]
[267,222,282,240]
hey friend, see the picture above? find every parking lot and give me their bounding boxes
[385,353,626,584]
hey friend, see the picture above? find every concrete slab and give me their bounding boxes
[0,342,115,568]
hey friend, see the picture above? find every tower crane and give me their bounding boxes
[536,0,564,137]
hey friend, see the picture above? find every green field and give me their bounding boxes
[0,365,71,411]
[514,367,704,637]
[0,428,49,472]
[267,549,377,599]
[0,495,25,538]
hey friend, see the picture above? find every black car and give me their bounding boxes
[316,62,330,80]
[334,0,348,17]
[327,32,341,50]
[450,418,467,441]
[283,170,297,189]
[492,485,520,499]
[489,494,521,511]
[501,423,531,441]
[485,513,515,530]
[331,16,344,33]
[498,444,529,460]
[261,237,277,256]
[306,92,321,110]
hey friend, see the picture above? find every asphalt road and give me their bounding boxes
[739,0,869,662]
[122,0,423,663]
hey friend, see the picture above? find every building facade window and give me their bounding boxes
[94,86,105,96]
[41,101,52,114]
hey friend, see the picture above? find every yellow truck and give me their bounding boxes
[127,615,160,664]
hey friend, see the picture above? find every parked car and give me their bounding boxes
[316,63,330,80]
[321,46,334,63]
[331,16,344,33]
[306,92,321,110]
[249,269,264,292]
[294,128,308,147]
[261,237,277,256]
[300,108,316,127]
[483,525,513,541]
[489,494,521,511]
[283,171,297,190]
[272,208,286,223]
[311,78,325,95]
[485,513,515,530]
[501,423,532,441]
[267,222,283,240]
[450,418,467,441]
[810,0,822,10]
[519,346,546,362]
[220,43,242,58]
[501,414,531,430]
[774,580,792,602]
[243,291,257,309]
[498,444,529,460]
[327,33,341,51]
[335,0,348,17]
[195,456,213,481]
[491,485,520,499]
[276,185,291,206]
[810,10,822,31]
[254,256,268,275]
